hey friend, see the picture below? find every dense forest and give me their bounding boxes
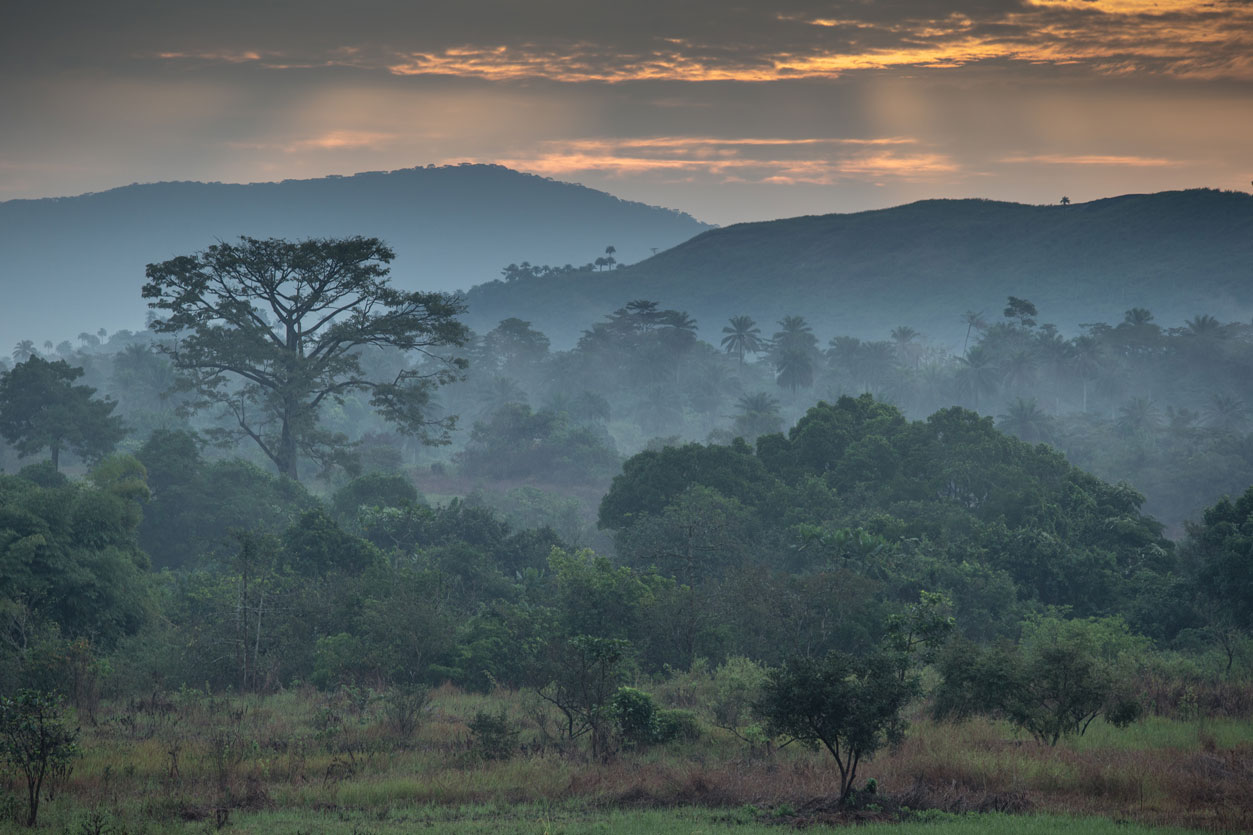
[463,189,1253,346]
[0,236,1250,831]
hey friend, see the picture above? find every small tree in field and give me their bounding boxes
[933,616,1145,745]
[537,635,631,759]
[0,691,80,827]
[757,651,916,804]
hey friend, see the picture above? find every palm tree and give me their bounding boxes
[720,316,765,366]
[890,326,922,370]
[658,310,699,355]
[857,341,898,394]
[1069,335,1101,413]
[962,311,987,353]
[733,392,783,439]
[1186,314,1222,338]
[1206,393,1248,435]
[772,316,817,356]
[997,398,1053,444]
[1117,397,1160,437]
[1000,349,1037,395]
[11,340,36,363]
[822,336,859,391]
[775,349,815,396]
[956,346,999,411]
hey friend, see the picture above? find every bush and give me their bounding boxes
[382,685,430,743]
[468,709,518,760]
[654,708,701,743]
[610,688,701,747]
[611,687,658,748]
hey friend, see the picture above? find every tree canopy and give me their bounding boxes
[142,236,469,480]
[0,357,124,470]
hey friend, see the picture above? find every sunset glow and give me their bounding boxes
[1,0,1249,223]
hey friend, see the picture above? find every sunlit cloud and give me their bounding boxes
[378,0,1252,82]
[156,50,263,63]
[1025,0,1206,12]
[448,136,960,185]
[1002,153,1184,166]
[229,130,397,153]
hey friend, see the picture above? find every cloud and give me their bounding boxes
[1002,153,1185,166]
[9,0,1250,84]
[449,136,960,185]
[373,1,1253,82]
[229,130,397,153]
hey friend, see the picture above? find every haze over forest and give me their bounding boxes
[2,1,1253,832]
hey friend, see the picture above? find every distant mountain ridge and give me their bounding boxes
[0,165,711,347]
[462,188,1253,348]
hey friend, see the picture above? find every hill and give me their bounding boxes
[462,189,1253,347]
[0,165,710,348]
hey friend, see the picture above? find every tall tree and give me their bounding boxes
[142,236,469,480]
[0,357,125,470]
[771,316,818,395]
[720,315,765,366]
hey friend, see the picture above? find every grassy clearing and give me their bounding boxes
[26,805,1217,835]
[1,686,1249,832]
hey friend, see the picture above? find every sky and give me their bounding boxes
[2,0,1251,225]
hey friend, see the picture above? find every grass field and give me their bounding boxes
[3,684,1250,833]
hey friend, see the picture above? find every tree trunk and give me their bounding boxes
[277,411,298,480]
[50,443,60,472]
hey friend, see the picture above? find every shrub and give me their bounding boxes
[611,687,658,748]
[654,708,701,743]
[468,709,518,761]
[0,690,80,826]
[382,685,430,743]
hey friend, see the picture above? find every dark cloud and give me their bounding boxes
[6,0,1250,80]
[1,0,1250,223]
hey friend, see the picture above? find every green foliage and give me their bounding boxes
[382,684,431,742]
[330,472,421,523]
[0,690,80,826]
[1182,485,1253,630]
[468,708,518,760]
[457,403,620,485]
[886,590,956,673]
[143,235,469,480]
[603,396,1173,627]
[934,616,1147,745]
[598,440,774,530]
[537,635,633,758]
[615,485,756,585]
[709,656,770,744]
[653,708,701,744]
[0,472,151,648]
[283,508,380,575]
[135,430,317,568]
[757,650,917,803]
[611,686,658,748]
[0,356,125,470]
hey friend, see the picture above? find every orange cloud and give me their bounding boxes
[157,50,262,63]
[382,0,1251,82]
[228,130,397,153]
[1002,154,1184,166]
[448,137,959,185]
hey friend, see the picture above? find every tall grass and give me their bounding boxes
[1,684,1247,833]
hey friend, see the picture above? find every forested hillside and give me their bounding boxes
[463,189,1253,346]
[0,165,709,349]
